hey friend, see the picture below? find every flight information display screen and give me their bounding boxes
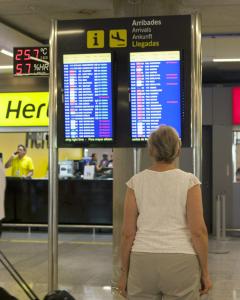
[63,53,113,143]
[130,51,181,141]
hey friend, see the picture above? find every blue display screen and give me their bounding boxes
[130,51,181,141]
[63,53,113,142]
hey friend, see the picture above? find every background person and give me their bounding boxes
[99,153,109,169]
[118,125,212,300]
[89,153,102,172]
[5,144,34,178]
[107,154,113,168]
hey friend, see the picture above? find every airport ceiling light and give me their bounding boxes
[0,65,13,69]
[0,49,13,57]
[213,58,240,62]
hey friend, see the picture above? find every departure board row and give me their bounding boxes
[63,53,113,142]
[130,51,181,141]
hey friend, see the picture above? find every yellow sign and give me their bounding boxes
[87,30,104,48]
[0,92,49,127]
[109,29,127,47]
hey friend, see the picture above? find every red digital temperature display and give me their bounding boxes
[13,47,49,76]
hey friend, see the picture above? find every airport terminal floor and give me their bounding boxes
[0,230,240,300]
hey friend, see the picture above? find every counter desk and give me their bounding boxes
[4,177,113,225]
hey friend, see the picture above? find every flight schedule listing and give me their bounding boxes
[63,53,113,142]
[130,51,181,141]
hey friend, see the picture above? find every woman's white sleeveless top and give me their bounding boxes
[127,169,200,254]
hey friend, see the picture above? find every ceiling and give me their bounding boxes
[1,0,240,82]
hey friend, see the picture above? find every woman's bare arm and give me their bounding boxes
[187,184,212,295]
[5,154,14,168]
[120,187,138,273]
[118,187,138,296]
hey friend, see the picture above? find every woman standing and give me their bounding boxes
[118,125,212,300]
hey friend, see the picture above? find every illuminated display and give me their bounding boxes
[0,92,49,127]
[130,51,181,141]
[232,87,240,125]
[63,53,113,143]
[13,47,49,76]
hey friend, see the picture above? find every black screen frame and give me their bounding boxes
[56,15,192,148]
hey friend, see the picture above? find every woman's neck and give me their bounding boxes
[149,161,176,172]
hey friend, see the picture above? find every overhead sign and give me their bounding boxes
[0,92,49,127]
[13,47,49,76]
[57,15,192,147]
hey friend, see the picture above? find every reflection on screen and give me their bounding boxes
[130,51,181,141]
[63,53,113,143]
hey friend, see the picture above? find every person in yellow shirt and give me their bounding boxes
[5,144,34,178]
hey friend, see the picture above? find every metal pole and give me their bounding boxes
[191,14,202,180]
[210,193,230,254]
[133,148,137,175]
[216,195,221,240]
[133,148,141,175]
[137,148,141,173]
[221,193,226,239]
[48,19,58,292]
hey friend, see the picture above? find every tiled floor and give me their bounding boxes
[0,231,240,300]
[208,238,240,300]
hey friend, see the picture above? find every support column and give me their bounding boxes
[112,148,134,285]
[48,19,58,292]
[191,14,202,179]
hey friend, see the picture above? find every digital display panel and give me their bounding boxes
[130,51,181,141]
[232,87,240,125]
[63,53,113,143]
[13,47,49,76]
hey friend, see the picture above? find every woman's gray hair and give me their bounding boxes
[148,126,181,163]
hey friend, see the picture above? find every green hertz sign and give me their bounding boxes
[0,92,49,127]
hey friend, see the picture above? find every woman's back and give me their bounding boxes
[127,168,200,254]
[118,126,212,299]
